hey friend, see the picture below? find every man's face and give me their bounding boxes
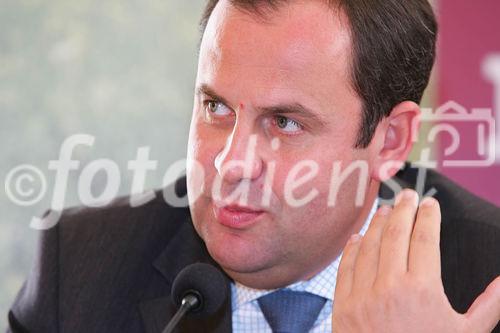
[187,0,375,287]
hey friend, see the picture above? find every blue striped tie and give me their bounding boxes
[258,290,327,333]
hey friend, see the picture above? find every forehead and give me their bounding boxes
[201,0,351,72]
[197,0,359,120]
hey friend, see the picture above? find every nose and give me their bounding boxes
[214,125,263,184]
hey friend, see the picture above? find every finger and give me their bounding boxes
[465,276,500,333]
[377,189,419,280]
[334,234,362,303]
[352,205,391,294]
[408,196,442,282]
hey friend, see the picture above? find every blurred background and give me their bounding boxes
[0,0,206,328]
[0,0,498,330]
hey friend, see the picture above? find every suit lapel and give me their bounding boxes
[139,215,232,333]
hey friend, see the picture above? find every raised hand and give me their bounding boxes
[332,189,500,333]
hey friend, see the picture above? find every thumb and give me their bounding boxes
[465,276,500,332]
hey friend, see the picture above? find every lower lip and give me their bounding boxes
[213,206,264,229]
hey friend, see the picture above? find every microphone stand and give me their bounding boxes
[162,294,199,333]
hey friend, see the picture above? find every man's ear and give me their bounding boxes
[369,101,421,181]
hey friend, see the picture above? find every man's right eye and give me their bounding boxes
[204,100,232,117]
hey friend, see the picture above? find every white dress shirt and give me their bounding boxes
[231,198,379,332]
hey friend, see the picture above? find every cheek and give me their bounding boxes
[270,150,349,203]
[276,196,344,259]
[269,148,367,220]
[188,121,222,169]
[187,122,218,203]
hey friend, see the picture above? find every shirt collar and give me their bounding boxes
[231,197,379,310]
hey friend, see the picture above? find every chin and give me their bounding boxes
[203,227,273,274]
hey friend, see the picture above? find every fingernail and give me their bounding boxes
[420,196,437,207]
[395,189,418,206]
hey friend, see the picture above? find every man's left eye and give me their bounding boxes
[274,115,302,133]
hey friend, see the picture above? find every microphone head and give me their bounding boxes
[171,263,228,318]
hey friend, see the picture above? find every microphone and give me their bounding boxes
[162,263,228,333]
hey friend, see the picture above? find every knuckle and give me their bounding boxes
[358,239,377,258]
[384,223,406,240]
[412,229,436,245]
[373,278,405,310]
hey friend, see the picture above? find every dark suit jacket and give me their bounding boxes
[7,165,500,333]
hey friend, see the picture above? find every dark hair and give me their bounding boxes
[199,0,438,147]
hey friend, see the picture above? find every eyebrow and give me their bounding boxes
[196,84,328,129]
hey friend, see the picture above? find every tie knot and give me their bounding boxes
[258,290,326,333]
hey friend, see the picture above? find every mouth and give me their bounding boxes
[212,203,265,229]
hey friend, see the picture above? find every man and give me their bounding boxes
[8,0,500,332]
